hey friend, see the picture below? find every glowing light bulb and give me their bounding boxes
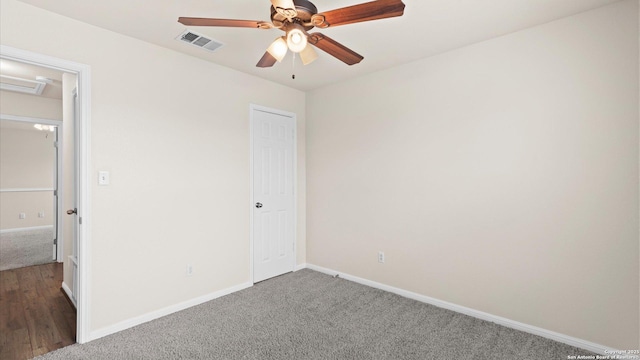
[33,124,55,132]
[286,25,307,53]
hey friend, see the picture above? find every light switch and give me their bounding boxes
[98,171,110,186]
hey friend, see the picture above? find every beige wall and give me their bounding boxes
[0,0,306,333]
[0,90,62,120]
[0,191,54,229]
[307,0,638,350]
[0,127,55,188]
[0,126,55,229]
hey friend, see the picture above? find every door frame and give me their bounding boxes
[0,114,63,261]
[249,103,297,284]
[0,45,92,344]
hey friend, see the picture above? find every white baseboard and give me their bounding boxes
[0,225,53,234]
[305,264,631,357]
[294,263,307,272]
[88,282,252,342]
[61,281,77,308]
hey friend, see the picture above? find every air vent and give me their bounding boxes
[176,30,224,53]
[0,75,47,95]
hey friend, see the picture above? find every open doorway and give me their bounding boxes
[0,57,65,269]
[0,45,91,357]
[0,58,76,358]
[0,117,61,271]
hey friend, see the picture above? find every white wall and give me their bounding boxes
[0,126,55,229]
[0,0,306,334]
[0,90,62,120]
[307,0,638,350]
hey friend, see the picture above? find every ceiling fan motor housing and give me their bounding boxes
[271,0,318,30]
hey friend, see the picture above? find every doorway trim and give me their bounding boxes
[249,103,297,284]
[0,45,92,344]
[0,114,64,261]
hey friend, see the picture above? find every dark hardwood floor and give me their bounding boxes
[0,263,76,360]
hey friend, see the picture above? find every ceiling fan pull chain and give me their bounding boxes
[292,52,296,80]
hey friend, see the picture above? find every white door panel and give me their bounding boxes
[53,127,59,260]
[252,107,295,283]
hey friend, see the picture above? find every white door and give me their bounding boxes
[52,126,59,260]
[252,106,296,283]
[66,89,80,304]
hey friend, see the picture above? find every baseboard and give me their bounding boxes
[294,263,307,272]
[305,264,633,357]
[61,281,77,310]
[0,225,53,234]
[88,281,253,342]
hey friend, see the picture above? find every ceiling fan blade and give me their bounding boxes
[256,52,278,68]
[308,33,363,66]
[312,0,405,28]
[178,17,272,29]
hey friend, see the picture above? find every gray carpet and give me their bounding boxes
[0,228,54,271]
[35,269,594,360]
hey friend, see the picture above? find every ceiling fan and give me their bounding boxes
[178,0,406,68]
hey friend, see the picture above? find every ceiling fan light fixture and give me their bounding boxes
[34,124,55,132]
[286,24,308,53]
[178,0,406,68]
[299,44,318,65]
[266,37,288,62]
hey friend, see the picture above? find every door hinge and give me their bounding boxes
[79,217,83,225]
[53,238,57,245]
[54,141,59,148]
[53,189,58,196]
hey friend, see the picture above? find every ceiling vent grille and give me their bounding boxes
[176,30,224,52]
[0,75,47,95]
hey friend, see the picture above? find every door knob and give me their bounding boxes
[255,202,263,208]
[67,208,77,215]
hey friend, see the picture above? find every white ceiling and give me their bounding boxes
[16,0,621,91]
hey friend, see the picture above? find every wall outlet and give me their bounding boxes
[378,251,385,264]
[38,211,45,218]
[19,213,26,219]
[186,264,193,276]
